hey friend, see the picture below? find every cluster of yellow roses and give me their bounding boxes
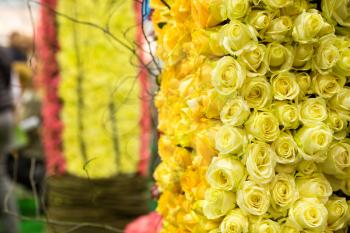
[153,0,350,232]
[58,0,140,178]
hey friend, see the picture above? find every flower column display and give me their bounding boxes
[153,0,350,232]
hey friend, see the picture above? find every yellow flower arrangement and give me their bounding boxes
[153,0,350,232]
[57,0,140,178]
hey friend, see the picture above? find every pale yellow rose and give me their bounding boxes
[220,20,258,54]
[251,219,281,233]
[263,0,293,8]
[292,11,333,43]
[245,141,276,184]
[272,132,300,164]
[265,42,294,73]
[281,0,311,16]
[246,10,275,32]
[298,98,328,126]
[329,87,350,120]
[219,209,249,233]
[273,102,299,129]
[275,163,297,174]
[270,173,298,212]
[313,35,340,74]
[296,174,332,203]
[296,72,312,99]
[212,56,247,95]
[237,180,270,216]
[334,47,350,77]
[206,157,246,191]
[281,222,301,233]
[203,188,236,219]
[296,160,318,177]
[295,123,333,162]
[191,0,227,28]
[240,76,272,109]
[326,111,347,140]
[288,198,328,231]
[340,179,350,195]
[293,43,314,70]
[264,16,293,42]
[312,73,346,99]
[226,0,249,20]
[220,96,250,126]
[245,111,280,142]
[271,72,300,100]
[237,42,268,77]
[322,0,350,28]
[215,125,248,155]
[325,197,349,231]
[319,140,350,177]
[191,29,226,56]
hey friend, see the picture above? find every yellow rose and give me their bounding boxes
[191,29,226,56]
[293,43,314,70]
[313,35,340,74]
[202,188,236,219]
[264,16,293,42]
[322,0,350,28]
[237,180,270,216]
[245,141,276,184]
[226,0,250,20]
[206,157,246,191]
[194,126,218,167]
[340,179,350,195]
[281,222,301,233]
[334,47,350,77]
[271,72,300,100]
[281,0,310,16]
[296,160,318,177]
[220,20,257,54]
[270,173,298,212]
[273,102,299,129]
[312,73,346,99]
[319,140,350,177]
[295,123,333,162]
[251,219,281,233]
[325,197,349,231]
[246,10,275,32]
[296,174,332,203]
[272,132,300,164]
[326,111,347,140]
[191,0,227,28]
[275,163,297,174]
[220,96,250,126]
[199,89,231,119]
[288,198,328,231]
[263,0,293,8]
[219,209,249,233]
[296,72,312,99]
[215,125,248,155]
[241,76,272,109]
[211,56,247,96]
[298,98,328,126]
[265,42,294,73]
[245,111,280,142]
[237,42,268,77]
[329,88,350,120]
[292,11,332,43]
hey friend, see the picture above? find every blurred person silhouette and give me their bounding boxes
[0,46,20,233]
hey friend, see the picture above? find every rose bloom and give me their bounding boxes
[322,0,350,28]
[250,219,281,233]
[296,174,333,203]
[238,42,268,77]
[296,72,312,99]
[215,125,248,155]
[202,188,236,219]
[313,35,340,74]
[191,0,227,28]
[265,42,294,73]
[270,173,298,212]
[325,196,349,231]
[262,0,293,8]
[272,131,300,164]
[219,209,249,233]
[240,76,272,109]
[296,160,318,177]
[211,56,246,96]
[271,72,300,100]
[273,102,299,129]
[295,123,333,162]
[245,111,280,142]
[245,141,276,184]
[226,0,249,20]
[312,73,346,99]
[298,98,328,126]
[237,180,270,216]
[329,87,350,120]
[288,198,328,231]
[206,156,245,191]
[220,96,250,126]
[293,43,314,70]
[264,16,293,42]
